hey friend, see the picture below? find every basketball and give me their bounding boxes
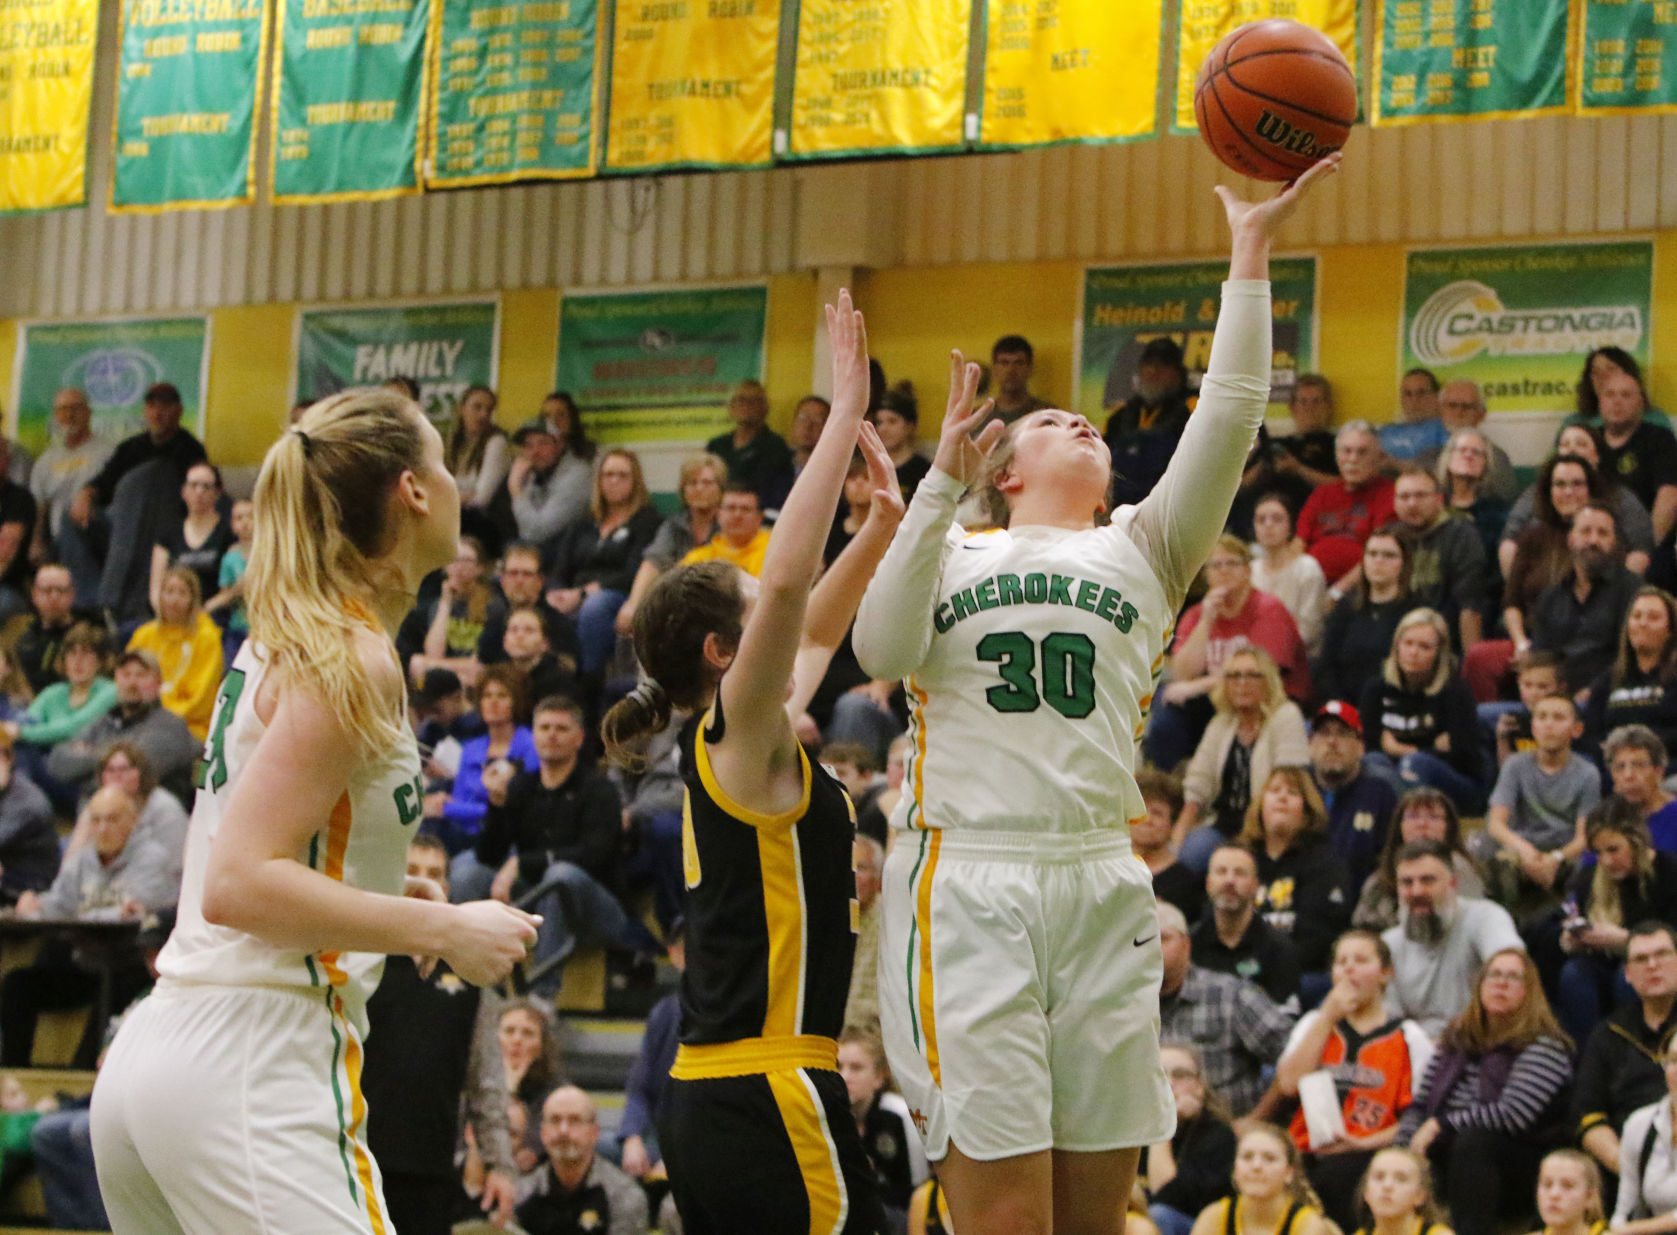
[1194,19,1357,182]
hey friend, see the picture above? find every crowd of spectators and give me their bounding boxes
[0,339,1675,1235]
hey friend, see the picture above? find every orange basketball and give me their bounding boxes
[1194,19,1357,182]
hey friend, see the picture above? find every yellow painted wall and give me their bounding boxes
[8,235,1677,461]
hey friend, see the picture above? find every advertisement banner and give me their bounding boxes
[1078,259,1318,418]
[426,0,599,187]
[270,0,430,203]
[787,0,970,159]
[1173,0,1359,134]
[604,1,777,173]
[0,0,98,212]
[112,0,268,211]
[1372,0,1571,125]
[1580,1,1677,116]
[13,317,210,452]
[979,0,1159,149]
[555,286,767,443]
[295,300,500,426]
[1400,241,1653,413]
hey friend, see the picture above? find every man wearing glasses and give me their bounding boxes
[1574,923,1677,1189]
[475,541,580,674]
[12,564,96,694]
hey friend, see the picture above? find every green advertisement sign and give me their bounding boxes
[295,300,499,426]
[1078,259,1317,418]
[1401,241,1652,413]
[1581,1,1677,115]
[556,286,767,443]
[270,0,428,203]
[1373,0,1570,125]
[112,0,268,210]
[428,0,597,187]
[12,317,209,453]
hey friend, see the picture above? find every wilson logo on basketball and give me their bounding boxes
[1253,110,1339,159]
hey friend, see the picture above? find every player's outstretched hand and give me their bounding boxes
[825,288,870,427]
[444,900,541,987]
[857,421,905,528]
[932,349,1005,489]
[1216,150,1342,240]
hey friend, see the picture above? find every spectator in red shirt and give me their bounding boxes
[1144,535,1312,771]
[1300,422,1397,591]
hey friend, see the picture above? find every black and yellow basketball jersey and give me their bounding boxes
[675,699,859,1049]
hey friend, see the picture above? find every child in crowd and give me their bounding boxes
[1529,1149,1605,1235]
[208,498,253,663]
[1477,695,1600,901]
[836,1025,928,1221]
[1353,1147,1452,1235]
[822,742,889,844]
[1493,651,1566,769]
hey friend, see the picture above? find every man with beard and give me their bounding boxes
[514,1086,648,1235]
[1189,843,1302,1008]
[1104,336,1193,509]
[1529,502,1640,693]
[1380,839,1524,1038]
[1309,701,1398,890]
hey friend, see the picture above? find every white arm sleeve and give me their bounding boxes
[1118,280,1273,612]
[853,466,964,682]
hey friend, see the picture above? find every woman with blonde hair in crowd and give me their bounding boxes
[127,565,224,741]
[1175,646,1311,873]
[1530,1150,1605,1235]
[1250,493,1329,657]
[1190,1124,1332,1235]
[1554,799,1677,1045]
[1238,767,1353,977]
[91,386,537,1233]
[1274,929,1433,1230]
[546,447,661,680]
[1351,1147,1453,1235]
[411,534,497,686]
[1398,949,1574,1235]
[1611,1036,1677,1235]
[617,451,727,638]
[444,385,510,531]
[1360,608,1485,811]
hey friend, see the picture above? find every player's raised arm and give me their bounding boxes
[853,354,1001,682]
[1129,153,1341,608]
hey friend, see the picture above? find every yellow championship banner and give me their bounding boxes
[604,0,778,172]
[788,0,971,159]
[980,0,1161,148]
[0,0,99,211]
[1173,0,1359,134]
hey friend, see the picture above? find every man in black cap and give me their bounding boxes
[1104,336,1193,508]
[69,382,207,525]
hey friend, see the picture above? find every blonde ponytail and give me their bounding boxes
[247,388,427,754]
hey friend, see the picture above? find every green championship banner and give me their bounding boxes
[426,0,598,187]
[12,317,209,452]
[604,1,777,173]
[1078,259,1318,417]
[0,0,98,212]
[1580,1,1677,115]
[270,0,430,203]
[1372,0,1571,125]
[1401,241,1652,413]
[112,0,269,211]
[555,285,767,443]
[1174,0,1360,134]
[787,0,970,159]
[295,300,499,425]
[979,0,1159,149]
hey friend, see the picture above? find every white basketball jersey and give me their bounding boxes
[157,640,424,1035]
[894,519,1172,835]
